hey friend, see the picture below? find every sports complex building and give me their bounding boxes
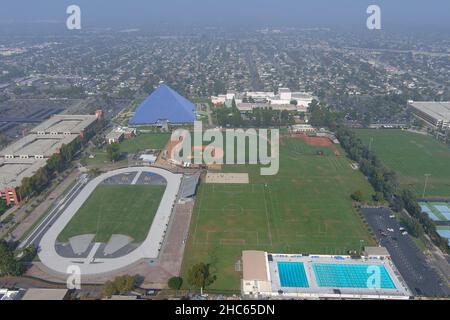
[241,250,411,300]
[129,84,196,126]
[34,166,200,278]
[0,114,99,205]
[408,100,450,129]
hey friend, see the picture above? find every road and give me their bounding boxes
[18,174,88,250]
[361,207,450,297]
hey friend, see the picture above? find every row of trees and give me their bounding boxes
[0,198,7,216]
[106,143,121,162]
[336,126,449,253]
[399,189,449,251]
[213,100,295,128]
[18,119,105,200]
[99,263,216,299]
[18,138,83,199]
[167,263,216,293]
[337,127,399,200]
[101,275,136,298]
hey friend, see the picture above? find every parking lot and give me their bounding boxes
[361,207,450,297]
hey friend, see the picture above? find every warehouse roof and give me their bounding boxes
[0,159,46,189]
[0,134,77,158]
[31,114,97,135]
[129,84,196,125]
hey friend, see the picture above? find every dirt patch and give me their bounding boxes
[286,133,339,154]
[289,133,333,147]
[205,173,249,184]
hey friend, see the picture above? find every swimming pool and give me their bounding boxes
[277,262,309,287]
[313,263,396,289]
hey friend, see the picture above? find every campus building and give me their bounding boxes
[0,114,99,205]
[408,101,450,129]
[212,88,315,113]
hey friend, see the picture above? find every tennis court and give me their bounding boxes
[419,202,450,221]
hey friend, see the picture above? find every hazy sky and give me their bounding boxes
[1,0,449,30]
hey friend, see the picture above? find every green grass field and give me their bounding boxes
[355,129,450,198]
[181,138,375,291]
[57,184,165,243]
[119,133,170,153]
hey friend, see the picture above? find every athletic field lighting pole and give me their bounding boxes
[422,174,431,198]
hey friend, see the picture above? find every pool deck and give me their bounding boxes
[267,254,411,299]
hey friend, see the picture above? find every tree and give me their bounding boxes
[19,177,33,199]
[168,276,183,290]
[187,263,216,289]
[101,281,117,298]
[106,143,121,162]
[100,275,136,298]
[372,192,384,202]
[351,190,364,202]
[0,240,22,276]
[0,198,7,215]
[0,134,7,148]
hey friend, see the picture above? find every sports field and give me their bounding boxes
[57,184,165,243]
[120,133,170,153]
[181,138,375,290]
[355,129,450,198]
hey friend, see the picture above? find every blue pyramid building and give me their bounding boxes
[129,84,196,125]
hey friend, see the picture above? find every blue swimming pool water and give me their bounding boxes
[277,262,309,287]
[313,263,396,289]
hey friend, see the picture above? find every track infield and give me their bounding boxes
[57,184,165,243]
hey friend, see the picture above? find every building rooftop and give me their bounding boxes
[365,246,390,257]
[409,101,450,120]
[21,288,69,300]
[0,134,77,158]
[31,114,97,135]
[129,84,196,125]
[0,159,47,189]
[242,250,269,281]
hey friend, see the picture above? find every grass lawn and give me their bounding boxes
[181,138,375,291]
[57,184,165,243]
[354,129,450,198]
[120,133,170,153]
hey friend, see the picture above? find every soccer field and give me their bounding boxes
[57,184,165,243]
[355,129,450,198]
[181,138,375,291]
[119,133,170,153]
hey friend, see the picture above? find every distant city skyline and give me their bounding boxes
[1,0,450,31]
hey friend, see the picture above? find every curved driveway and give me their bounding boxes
[38,167,182,276]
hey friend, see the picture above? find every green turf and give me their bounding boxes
[119,133,170,153]
[354,129,450,197]
[57,184,165,243]
[181,138,375,291]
